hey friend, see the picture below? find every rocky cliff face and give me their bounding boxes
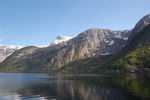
[133,14,150,33]
[128,14,150,41]
[1,14,150,72]
[46,29,130,68]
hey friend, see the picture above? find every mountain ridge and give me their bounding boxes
[0,13,150,72]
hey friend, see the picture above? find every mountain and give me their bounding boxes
[0,14,150,73]
[59,14,150,73]
[0,45,23,63]
[0,29,130,72]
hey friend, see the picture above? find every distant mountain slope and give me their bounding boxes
[1,14,150,73]
[0,35,71,63]
[0,45,23,63]
[0,46,38,72]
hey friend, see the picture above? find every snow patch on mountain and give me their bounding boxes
[104,39,109,43]
[0,45,24,50]
[37,44,50,48]
[50,35,72,46]
[114,32,122,39]
[38,35,72,48]
[109,40,115,45]
[100,52,110,55]
[123,37,128,40]
[0,45,24,62]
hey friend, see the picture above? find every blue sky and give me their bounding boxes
[0,0,150,46]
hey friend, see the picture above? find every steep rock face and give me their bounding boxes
[133,14,150,33]
[127,23,150,50]
[129,14,150,41]
[47,29,130,68]
[0,45,23,63]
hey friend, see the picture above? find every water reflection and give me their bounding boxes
[0,73,50,100]
[0,73,149,100]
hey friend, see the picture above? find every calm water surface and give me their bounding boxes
[0,73,149,100]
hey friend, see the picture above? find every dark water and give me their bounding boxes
[0,73,149,100]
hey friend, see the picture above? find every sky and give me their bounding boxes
[0,0,150,46]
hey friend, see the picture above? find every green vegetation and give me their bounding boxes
[113,46,150,69]
[0,64,48,73]
[56,55,114,73]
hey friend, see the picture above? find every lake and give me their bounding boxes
[0,73,149,100]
